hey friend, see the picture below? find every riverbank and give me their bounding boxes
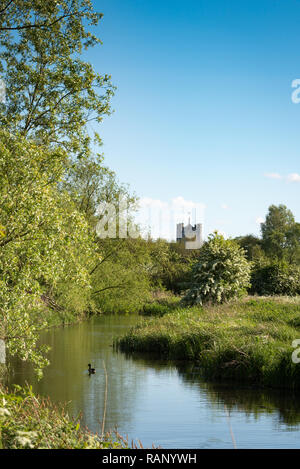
[40,290,177,327]
[116,297,300,389]
[0,384,130,449]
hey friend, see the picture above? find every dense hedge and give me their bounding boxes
[250,262,300,296]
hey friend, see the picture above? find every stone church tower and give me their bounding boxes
[176,221,203,249]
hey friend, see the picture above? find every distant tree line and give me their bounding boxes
[235,204,300,296]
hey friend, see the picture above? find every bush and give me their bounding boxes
[183,232,251,305]
[251,262,300,296]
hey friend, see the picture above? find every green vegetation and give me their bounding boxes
[183,232,251,306]
[235,204,300,297]
[116,297,300,389]
[1,0,300,401]
[141,296,181,317]
[0,130,94,374]
[146,238,199,293]
[250,262,300,296]
[0,1,162,374]
[0,0,113,160]
[0,384,130,449]
[261,205,300,263]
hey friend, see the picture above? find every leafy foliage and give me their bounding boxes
[0,0,114,159]
[91,238,152,313]
[0,130,93,374]
[250,261,300,296]
[183,232,251,305]
[261,205,299,261]
[234,234,264,261]
[146,238,198,293]
[0,1,150,371]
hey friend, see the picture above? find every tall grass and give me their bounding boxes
[141,296,181,317]
[116,297,300,389]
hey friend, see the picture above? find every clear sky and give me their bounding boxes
[86,0,300,240]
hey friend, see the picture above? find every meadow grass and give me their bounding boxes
[116,297,300,389]
[141,296,181,317]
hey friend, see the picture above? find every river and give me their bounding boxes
[6,314,300,448]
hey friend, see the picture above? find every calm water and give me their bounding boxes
[6,314,300,448]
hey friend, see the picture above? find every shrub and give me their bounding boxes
[251,262,300,296]
[183,232,251,305]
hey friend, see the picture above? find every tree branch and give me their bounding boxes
[0,0,14,16]
[0,10,76,32]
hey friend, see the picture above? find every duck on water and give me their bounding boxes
[88,364,95,374]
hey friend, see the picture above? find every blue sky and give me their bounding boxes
[86,0,300,239]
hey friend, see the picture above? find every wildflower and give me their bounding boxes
[0,407,10,418]
[14,431,38,449]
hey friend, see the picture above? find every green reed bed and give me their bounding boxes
[116,297,300,389]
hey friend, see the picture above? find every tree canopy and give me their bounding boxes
[261,204,299,261]
[0,129,94,375]
[0,0,114,159]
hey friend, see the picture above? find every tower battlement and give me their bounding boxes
[176,222,203,249]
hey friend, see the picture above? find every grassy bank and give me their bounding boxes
[140,295,181,317]
[116,297,300,389]
[0,385,131,449]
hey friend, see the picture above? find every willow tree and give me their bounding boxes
[0,0,114,158]
[0,130,95,375]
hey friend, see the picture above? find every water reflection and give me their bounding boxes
[7,315,147,436]
[6,314,300,448]
[129,355,300,428]
[180,364,300,428]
